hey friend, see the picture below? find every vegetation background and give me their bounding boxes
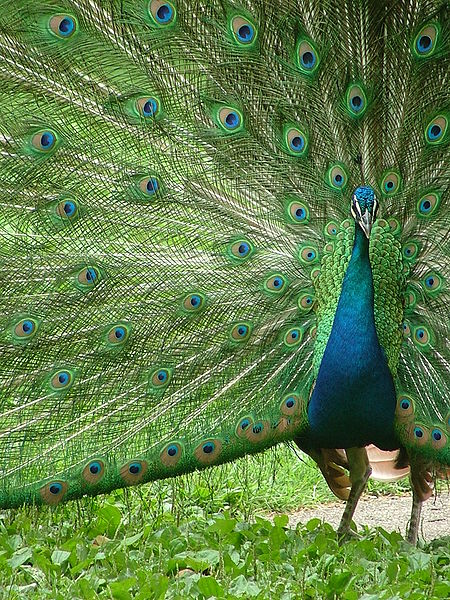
[0,445,448,599]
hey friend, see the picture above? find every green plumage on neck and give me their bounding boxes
[0,1,448,529]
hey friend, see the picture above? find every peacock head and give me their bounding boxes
[350,185,379,239]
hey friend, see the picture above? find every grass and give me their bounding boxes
[0,445,448,599]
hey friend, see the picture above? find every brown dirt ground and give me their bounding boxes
[284,492,450,542]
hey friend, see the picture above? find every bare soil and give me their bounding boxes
[286,492,450,542]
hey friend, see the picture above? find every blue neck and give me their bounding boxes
[307,224,398,450]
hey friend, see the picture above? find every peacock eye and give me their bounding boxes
[231,16,257,45]
[298,291,315,312]
[327,165,348,190]
[50,369,74,390]
[285,127,308,156]
[284,327,303,347]
[325,221,339,237]
[139,176,159,196]
[380,170,401,196]
[40,480,68,505]
[136,97,160,118]
[229,239,254,261]
[182,292,205,312]
[264,274,287,293]
[402,242,419,261]
[414,23,439,57]
[49,15,77,38]
[280,393,301,416]
[417,192,440,217]
[413,326,431,347]
[287,201,309,223]
[160,442,183,466]
[217,107,243,132]
[347,84,367,117]
[296,39,319,74]
[230,322,252,342]
[148,1,176,26]
[31,130,57,153]
[167,444,178,456]
[425,115,447,144]
[56,199,78,219]
[107,324,130,344]
[78,266,99,286]
[298,245,318,264]
[151,368,171,387]
[14,318,38,339]
[423,272,442,293]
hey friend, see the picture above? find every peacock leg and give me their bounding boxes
[337,447,371,537]
[407,459,433,544]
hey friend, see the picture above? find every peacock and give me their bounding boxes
[0,0,448,546]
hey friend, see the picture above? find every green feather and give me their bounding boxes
[0,0,448,522]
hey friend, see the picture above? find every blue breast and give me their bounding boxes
[307,224,398,450]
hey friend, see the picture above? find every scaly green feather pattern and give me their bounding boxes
[0,0,448,508]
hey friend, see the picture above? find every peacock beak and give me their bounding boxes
[358,209,374,239]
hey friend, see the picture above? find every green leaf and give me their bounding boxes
[7,546,32,569]
[51,549,71,565]
[197,575,225,598]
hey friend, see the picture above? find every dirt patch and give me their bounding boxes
[286,492,449,542]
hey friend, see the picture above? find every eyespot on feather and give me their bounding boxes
[160,442,183,467]
[280,393,302,417]
[149,367,172,389]
[13,317,39,341]
[139,176,159,197]
[49,15,77,38]
[230,322,252,342]
[236,416,253,439]
[194,439,222,464]
[55,198,78,220]
[120,460,148,484]
[413,23,439,57]
[40,481,68,505]
[380,170,401,196]
[297,291,314,312]
[284,126,308,156]
[148,1,176,26]
[409,424,429,446]
[346,84,367,117]
[106,324,130,346]
[417,192,440,217]
[283,327,303,347]
[82,460,105,484]
[245,420,270,443]
[77,266,100,288]
[324,221,339,237]
[31,130,58,153]
[231,16,257,46]
[402,321,411,338]
[287,200,309,224]
[298,244,319,265]
[217,107,243,132]
[430,427,446,450]
[402,242,419,261]
[49,369,74,391]
[264,274,287,294]
[296,38,320,74]
[182,292,206,312]
[326,164,348,190]
[413,326,431,348]
[425,115,448,145]
[396,395,414,420]
[228,239,254,261]
[422,272,442,294]
[136,96,161,118]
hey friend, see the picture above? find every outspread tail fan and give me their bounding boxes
[0,1,448,542]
